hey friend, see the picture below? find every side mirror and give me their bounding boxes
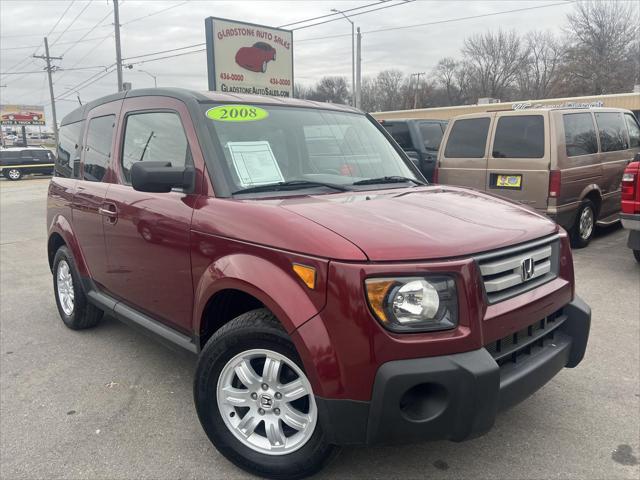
[131,161,194,193]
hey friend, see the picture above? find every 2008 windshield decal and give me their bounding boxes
[206,105,269,122]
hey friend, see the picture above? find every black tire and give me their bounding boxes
[194,309,339,480]
[5,168,22,181]
[570,200,596,248]
[52,245,103,330]
[633,249,640,263]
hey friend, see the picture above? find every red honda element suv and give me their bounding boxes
[47,89,591,479]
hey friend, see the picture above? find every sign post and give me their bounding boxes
[205,17,293,97]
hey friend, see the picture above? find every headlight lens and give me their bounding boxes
[365,276,458,332]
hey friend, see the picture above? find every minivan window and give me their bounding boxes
[205,106,418,193]
[624,113,640,148]
[595,112,627,152]
[83,115,115,182]
[57,121,84,178]
[563,113,598,157]
[121,112,190,184]
[492,115,544,158]
[382,122,412,149]
[444,117,490,158]
[419,122,444,151]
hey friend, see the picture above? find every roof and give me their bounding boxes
[61,87,361,125]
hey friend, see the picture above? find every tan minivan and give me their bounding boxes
[436,107,640,247]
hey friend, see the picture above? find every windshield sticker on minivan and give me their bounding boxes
[206,105,269,122]
[226,141,284,186]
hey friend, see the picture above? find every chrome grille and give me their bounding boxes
[476,235,560,304]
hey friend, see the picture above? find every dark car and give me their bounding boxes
[235,41,276,73]
[1,147,55,180]
[47,88,590,479]
[379,118,447,181]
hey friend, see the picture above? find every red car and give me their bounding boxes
[621,153,640,262]
[47,90,590,479]
[1,111,42,122]
[235,42,276,73]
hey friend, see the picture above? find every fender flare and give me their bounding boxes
[193,253,323,336]
[48,214,90,277]
[578,184,602,205]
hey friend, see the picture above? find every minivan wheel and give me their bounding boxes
[571,200,596,248]
[52,246,103,330]
[194,309,338,479]
[5,168,22,181]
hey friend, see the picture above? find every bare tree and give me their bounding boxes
[517,31,565,99]
[359,76,380,112]
[307,76,350,104]
[375,69,405,111]
[434,57,462,105]
[462,29,525,100]
[562,1,639,95]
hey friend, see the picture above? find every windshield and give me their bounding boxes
[202,104,421,196]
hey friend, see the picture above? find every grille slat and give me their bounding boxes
[476,236,560,304]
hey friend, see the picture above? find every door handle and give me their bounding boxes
[98,203,118,224]
[98,207,117,217]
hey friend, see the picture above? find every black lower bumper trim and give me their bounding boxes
[318,296,591,446]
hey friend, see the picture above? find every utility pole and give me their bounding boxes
[34,37,62,146]
[113,0,124,91]
[410,72,425,109]
[355,27,361,109]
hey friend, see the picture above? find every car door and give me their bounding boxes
[417,121,445,181]
[72,101,121,287]
[101,96,203,333]
[437,114,492,190]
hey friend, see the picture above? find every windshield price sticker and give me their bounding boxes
[206,105,269,122]
[226,141,284,186]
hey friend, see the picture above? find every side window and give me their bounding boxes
[444,117,490,158]
[84,115,115,182]
[382,122,412,149]
[57,121,84,178]
[492,115,544,158]
[20,150,32,159]
[121,112,190,184]
[595,112,627,152]
[624,113,640,148]
[419,122,444,152]
[563,113,598,157]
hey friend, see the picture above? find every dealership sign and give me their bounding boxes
[205,17,293,97]
[512,100,605,110]
[0,104,46,126]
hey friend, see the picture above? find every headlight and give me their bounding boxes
[365,276,458,333]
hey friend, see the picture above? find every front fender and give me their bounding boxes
[192,249,328,336]
[48,214,89,277]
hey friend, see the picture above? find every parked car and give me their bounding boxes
[47,89,590,479]
[436,107,640,247]
[379,118,447,181]
[0,146,55,180]
[235,42,276,73]
[621,153,640,262]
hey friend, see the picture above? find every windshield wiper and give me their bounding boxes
[352,176,426,186]
[233,179,350,195]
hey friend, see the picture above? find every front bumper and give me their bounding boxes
[317,296,590,446]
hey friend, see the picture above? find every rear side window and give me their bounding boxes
[492,115,544,158]
[419,122,444,152]
[595,112,627,152]
[624,113,640,148]
[563,113,598,157]
[83,115,115,182]
[382,122,412,149]
[121,112,190,184]
[444,117,490,158]
[57,121,84,178]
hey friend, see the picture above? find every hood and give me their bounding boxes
[280,185,558,261]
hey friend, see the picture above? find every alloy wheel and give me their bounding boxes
[56,260,75,316]
[579,206,594,240]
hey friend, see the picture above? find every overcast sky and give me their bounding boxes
[1,0,581,126]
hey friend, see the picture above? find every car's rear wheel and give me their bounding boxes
[53,246,103,330]
[571,200,596,248]
[194,309,338,479]
[5,168,22,181]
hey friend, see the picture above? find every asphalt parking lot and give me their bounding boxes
[1,177,638,480]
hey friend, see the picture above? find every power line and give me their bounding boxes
[123,42,205,61]
[54,35,114,85]
[60,9,113,57]
[50,1,93,46]
[1,35,112,51]
[293,0,414,31]
[121,1,189,26]
[47,0,77,38]
[278,1,388,28]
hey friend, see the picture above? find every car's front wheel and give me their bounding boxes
[571,200,596,248]
[5,168,22,181]
[194,309,338,479]
[261,61,267,73]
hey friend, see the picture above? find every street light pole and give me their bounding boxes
[139,69,157,88]
[331,8,355,108]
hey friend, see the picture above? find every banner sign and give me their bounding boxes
[512,100,604,110]
[0,104,46,126]
[205,17,293,97]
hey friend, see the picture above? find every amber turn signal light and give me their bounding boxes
[293,264,316,289]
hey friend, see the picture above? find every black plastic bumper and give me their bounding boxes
[316,296,591,446]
